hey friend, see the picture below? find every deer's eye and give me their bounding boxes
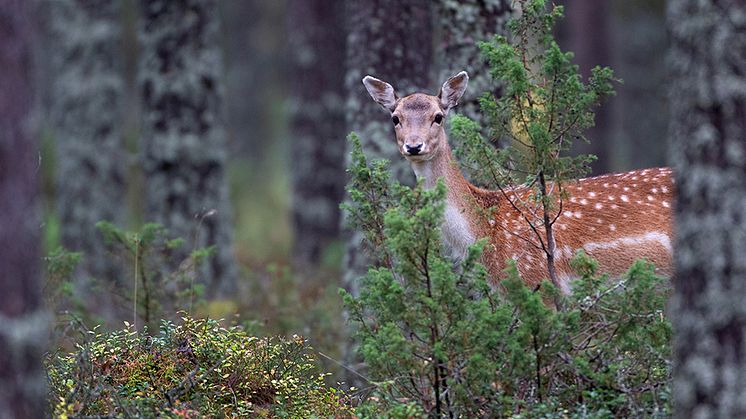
[434,114,443,124]
[392,115,400,126]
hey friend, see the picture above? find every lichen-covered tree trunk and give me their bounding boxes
[288,0,347,269]
[48,0,126,296]
[668,1,746,417]
[433,0,512,125]
[139,0,238,299]
[0,1,47,416]
[343,0,433,293]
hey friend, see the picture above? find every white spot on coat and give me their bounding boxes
[584,231,672,254]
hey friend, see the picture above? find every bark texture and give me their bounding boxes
[343,0,434,292]
[48,0,126,287]
[668,1,746,417]
[288,0,347,268]
[0,1,48,416]
[139,0,238,298]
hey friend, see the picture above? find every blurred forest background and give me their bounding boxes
[30,0,667,379]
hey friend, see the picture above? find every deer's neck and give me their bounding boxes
[410,142,480,259]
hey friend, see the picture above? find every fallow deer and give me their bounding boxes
[362,71,673,293]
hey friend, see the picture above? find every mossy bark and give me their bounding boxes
[668,1,746,417]
[48,0,126,305]
[287,0,347,269]
[0,1,48,416]
[138,0,238,299]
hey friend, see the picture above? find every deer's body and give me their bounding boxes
[363,73,673,292]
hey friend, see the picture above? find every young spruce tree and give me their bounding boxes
[451,0,615,294]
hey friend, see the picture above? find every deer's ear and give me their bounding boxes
[438,71,469,111]
[362,76,398,112]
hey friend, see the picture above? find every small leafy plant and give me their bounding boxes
[44,246,83,315]
[96,221,212,330]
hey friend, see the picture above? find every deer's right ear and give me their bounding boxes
[362,76,398,112]
[439,71,469,112]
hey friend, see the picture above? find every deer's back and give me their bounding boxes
[472,167,674,291]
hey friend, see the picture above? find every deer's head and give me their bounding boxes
[362,71,468,162]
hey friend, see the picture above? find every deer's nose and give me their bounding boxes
[405,143,423,155]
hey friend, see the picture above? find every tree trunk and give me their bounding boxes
[139,0,238,299]
[341,0,434,386]
[343,0,433,293]
[0,1,48,416]
[221,0,284,161]
[48,0,126,304]
[287,0,347,269]
[668,0,746,417]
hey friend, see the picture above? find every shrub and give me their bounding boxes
[342,135,671,417]
[47,316,352,417]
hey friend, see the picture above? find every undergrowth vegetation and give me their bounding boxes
[47,317,351,417]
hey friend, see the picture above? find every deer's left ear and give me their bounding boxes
[438,71,469,112]
[362,75,399,112]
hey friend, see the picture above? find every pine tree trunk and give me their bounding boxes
[139,0,238,299]
[343,0,433,293]
[288,0,347,269]
[0,1,48,415]
[48,0,126,301]
[668,1,746,417]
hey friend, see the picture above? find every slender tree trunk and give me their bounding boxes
[48,0,126,307]
[607,0,667,171]
[557,0,611,174]
[287,0,347,269]
[0,1,47,415]
[668,0,746,417]
[139,0,238,299]
[221,0,284,161]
